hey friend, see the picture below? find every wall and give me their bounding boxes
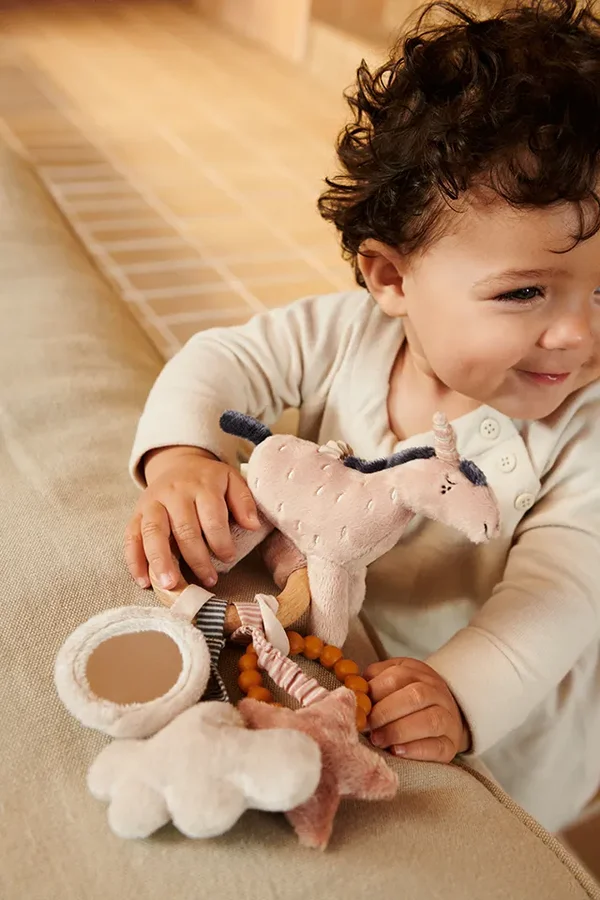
[311,0,422,44]
[311,0,511,45]
[194,0,312,62]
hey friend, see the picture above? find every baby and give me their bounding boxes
[126,0,600,832]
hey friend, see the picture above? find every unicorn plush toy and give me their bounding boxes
[200,410,501,647]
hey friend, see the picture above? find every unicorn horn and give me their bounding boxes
[433,412,459,465]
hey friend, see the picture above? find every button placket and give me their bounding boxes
[456,411,540,527]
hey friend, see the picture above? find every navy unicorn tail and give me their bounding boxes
[219,410,272,446]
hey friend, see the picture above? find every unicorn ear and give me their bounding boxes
[432,412,459,465]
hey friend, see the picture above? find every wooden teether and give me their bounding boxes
[149,565,311,635]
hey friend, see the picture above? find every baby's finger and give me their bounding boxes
[364,659,406,680]
[390,735,457,763]
[369,661,439,704]
[195,490,235,563]
[140,502,180,589]
[168,498,217,587]
[364,657,430,682]
[369,681,442,731]
[370,705,452,750]
[227,471,261,530]
[124,514,151,588]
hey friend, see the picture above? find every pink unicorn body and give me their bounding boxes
[217,411,500,646]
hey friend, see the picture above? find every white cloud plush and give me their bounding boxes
[88,701,322,839]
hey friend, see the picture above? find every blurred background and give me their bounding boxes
[0,0,597,877]
[0,0,403,359]
[0,1,507,360]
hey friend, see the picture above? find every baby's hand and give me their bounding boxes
[125,446,260,590]
[365,658,470,762]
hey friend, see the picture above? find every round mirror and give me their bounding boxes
[55,605,211,739]
[86,631,183,705]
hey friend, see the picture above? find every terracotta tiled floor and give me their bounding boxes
[0,0,355,357]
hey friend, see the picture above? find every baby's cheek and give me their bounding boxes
[574,348,600,390]
[430,353,494,394]
[437,339,522,393]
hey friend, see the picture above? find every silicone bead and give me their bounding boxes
[355,692,372,716]
[287,632,305,655]
[246,686,273,703]
[356,707,368,732]
[319,645,343,669]
[334,658,360,681]
[238,653,259,672]
[344,674,369,693]
[303,635,324,660]
[238,669,263,693]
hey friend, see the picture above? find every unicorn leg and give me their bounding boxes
[260,530,306,590]
[348,566,367,618]
[306,556,350,647]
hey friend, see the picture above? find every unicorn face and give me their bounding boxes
[395,454,500,544]
[344,412,501,545]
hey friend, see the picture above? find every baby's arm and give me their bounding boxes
[125,291,370,589]
[366,388,600,761]
[426,391,600,757]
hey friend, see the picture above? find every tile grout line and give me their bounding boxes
[121,284,237,301]
[55,180,139,195]
[59,197,159,212]
[162,308,261,325]
[39,163,118,178]
[100,237,197,252]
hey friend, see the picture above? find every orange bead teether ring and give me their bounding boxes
[237,630,372,733]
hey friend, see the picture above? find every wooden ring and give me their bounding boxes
[149,566,311,636]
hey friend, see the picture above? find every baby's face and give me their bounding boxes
[397,195,600,420]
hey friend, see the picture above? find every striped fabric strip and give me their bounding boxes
[232,597,329,707]
[230,600,263,643]
[193,597,229,702]
[252,631,328,707]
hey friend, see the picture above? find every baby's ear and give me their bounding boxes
[357,240,407,318]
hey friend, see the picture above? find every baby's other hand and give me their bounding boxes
[365,658,470,762]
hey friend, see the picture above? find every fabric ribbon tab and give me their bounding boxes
[171,584,215,622]
[256,594,290,656]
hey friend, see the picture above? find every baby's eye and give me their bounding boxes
[496,286,545,303]
[445,476,456,486]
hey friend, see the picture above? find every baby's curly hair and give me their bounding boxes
[318,0,600,286]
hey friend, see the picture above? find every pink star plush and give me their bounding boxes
[240,687,398,849]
